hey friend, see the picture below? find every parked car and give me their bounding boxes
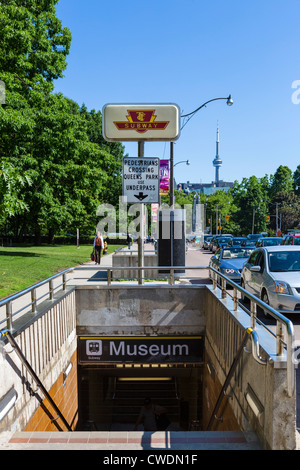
[240,245,300,315]
[202,235,213,249]
[209,235,220,251]
[209,246,254,283]
[255,237,283,247]
[281,233,300,245]
[227,237,247,247]
[247,233,265,241]
[241,239,257,248]
[211,236,233,253]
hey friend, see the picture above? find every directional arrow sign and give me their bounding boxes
[134,192,148,201]
[122,157,160,203]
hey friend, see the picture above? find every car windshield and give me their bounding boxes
[242,240,256,246]
[248,234,262,240]
[232,238,245,244]
[268,251,300,272]
[222,248,252,259]
[218,237,231,243]
[263,239,282,246]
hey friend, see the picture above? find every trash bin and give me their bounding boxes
[158,209,186,276]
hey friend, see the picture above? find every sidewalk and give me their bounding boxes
[1,430,263,450]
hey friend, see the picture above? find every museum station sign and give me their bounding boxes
[78,336,203,364]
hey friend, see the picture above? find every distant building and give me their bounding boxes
[178,181,233,195]
[177,124,233,195]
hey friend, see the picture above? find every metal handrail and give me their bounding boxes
[209,267,295,397]
[0,264,295,396]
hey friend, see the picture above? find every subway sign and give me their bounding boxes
[78,336,203,364]
[102,104,180,142]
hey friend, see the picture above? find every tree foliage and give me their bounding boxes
[0,0,124,241]
[1,0,299,241]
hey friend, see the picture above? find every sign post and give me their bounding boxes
[138,142,145,284]
[102,103,180,285]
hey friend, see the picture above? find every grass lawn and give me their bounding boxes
[0,244,123,300]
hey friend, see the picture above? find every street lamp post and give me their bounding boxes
[164,94,233,274]
[169,95,233,207]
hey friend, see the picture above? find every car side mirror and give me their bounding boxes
[250,265,261,273]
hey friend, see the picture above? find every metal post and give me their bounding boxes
[49,279,54,300]
[138,141,145,285]
[276,320,284,356]
[6,301,13,332]
[107,269,111,286]
[169,142,174,208]
[62,273,67,291]
[250,300,257,329]
[233,287,238,311]
[169,142,174,270]
[31,289,37,314]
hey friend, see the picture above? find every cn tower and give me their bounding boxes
[213,125,222,186]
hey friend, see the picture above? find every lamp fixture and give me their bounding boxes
[226,94,233,106]
[245,384,264,425]
[63,361,73,386]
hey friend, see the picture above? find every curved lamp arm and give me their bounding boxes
[181,95,233,130]
[174,160,190,167]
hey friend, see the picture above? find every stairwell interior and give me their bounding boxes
[77,365,202,431]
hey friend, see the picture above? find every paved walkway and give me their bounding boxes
[1,430,262,450]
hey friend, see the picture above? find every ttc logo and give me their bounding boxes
[86,340,102,356]
[114,109,169,134]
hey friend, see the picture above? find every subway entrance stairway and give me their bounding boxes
[0,247,298,450]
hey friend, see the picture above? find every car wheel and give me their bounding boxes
[240,280,249,303]
[261,290,270,318]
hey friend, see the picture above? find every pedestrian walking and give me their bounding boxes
[134,397,169,431]
[127,233,132,249]
[93,231,104,264]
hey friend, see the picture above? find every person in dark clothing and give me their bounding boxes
[127,233,132,249]
[93,231,104,264]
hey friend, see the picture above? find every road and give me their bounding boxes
[185,243,211,283]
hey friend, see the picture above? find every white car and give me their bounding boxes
[240,245,300,315]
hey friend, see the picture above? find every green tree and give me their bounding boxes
[269,192,300,234]
[293,165,300,194]
[231,175,270,235]
[269,165,294,198]
[0,1,124,242]
[205,189,239,235]
[0,161,31,225]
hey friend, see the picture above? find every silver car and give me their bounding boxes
[240,246,300,315]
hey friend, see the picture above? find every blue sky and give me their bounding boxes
[54,0,300,186]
